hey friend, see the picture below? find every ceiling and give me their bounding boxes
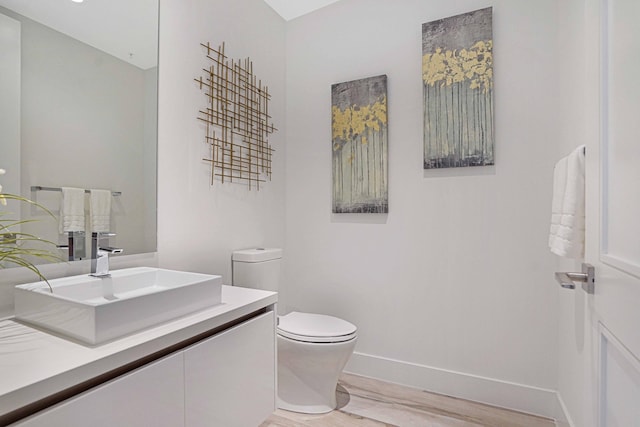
[0,0,158,70]
[0,0,338,69]
[263,0,341,21]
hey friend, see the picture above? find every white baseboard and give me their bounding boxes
[344,351,560,421]
[553,393,575,427]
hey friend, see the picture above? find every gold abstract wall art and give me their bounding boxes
[422,7,494,169]
[332,75,388,213]
[195,42,277,190]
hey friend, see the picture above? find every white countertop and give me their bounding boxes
[0,285,277,419]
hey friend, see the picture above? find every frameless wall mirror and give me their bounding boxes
[0,0,158,266]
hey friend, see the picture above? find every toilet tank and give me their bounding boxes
[232,248,282,293]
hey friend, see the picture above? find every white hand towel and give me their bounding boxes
[548,145,585,258]
[59,187,85,234]
[90,189,112,233]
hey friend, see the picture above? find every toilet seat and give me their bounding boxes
[278,311,357,343]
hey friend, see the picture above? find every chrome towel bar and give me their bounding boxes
[31,185,122,196]
[31,186,121,196]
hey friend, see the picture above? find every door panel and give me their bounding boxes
[590,0,640,424]
[599,326,640,427]
[601,0,640,277]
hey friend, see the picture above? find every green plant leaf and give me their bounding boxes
[0,191,59,292]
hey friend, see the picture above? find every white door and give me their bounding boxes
[585,0,640,424]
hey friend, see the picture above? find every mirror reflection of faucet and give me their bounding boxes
[61,231,86,261]
[90,232,123,278]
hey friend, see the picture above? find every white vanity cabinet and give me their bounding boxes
[184,311,275,427]
[9,309,276,427]
[14,352,185,427]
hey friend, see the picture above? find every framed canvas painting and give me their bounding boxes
[423,7,494,169]
[332,75,388,213]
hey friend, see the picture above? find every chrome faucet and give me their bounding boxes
[90,232,123,277]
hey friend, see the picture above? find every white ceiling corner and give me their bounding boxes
[263,0,341,21]
[0,0,158,70]
[0,0,339,68]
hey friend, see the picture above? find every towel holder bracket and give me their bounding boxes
[555,263,595,294]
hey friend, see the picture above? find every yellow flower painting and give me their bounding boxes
[331,75,388,213]
[422,7,494,169]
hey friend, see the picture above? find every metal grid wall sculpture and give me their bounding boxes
[195,42,277,190]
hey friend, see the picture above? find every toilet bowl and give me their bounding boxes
[231,248,357,414]
[277,311,357,413]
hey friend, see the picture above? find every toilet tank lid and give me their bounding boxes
[232,248,283,262]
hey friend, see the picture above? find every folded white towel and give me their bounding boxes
[59,187,85,234]
[90,189,112,233]
[549,145,585,258]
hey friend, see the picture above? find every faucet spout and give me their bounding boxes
[90,232,123,277]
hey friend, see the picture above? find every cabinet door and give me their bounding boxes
[184,311,275,427]
[14,352,185,427]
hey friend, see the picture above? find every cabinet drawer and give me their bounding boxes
[14,352,185,427]
[184,311,275,427]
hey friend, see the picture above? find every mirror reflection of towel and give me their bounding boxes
[548,145,585,258]
[59,187,85,234]
[90,189,111,233]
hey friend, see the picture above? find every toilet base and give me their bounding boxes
[277,334,357,414]
[277,399,335,414]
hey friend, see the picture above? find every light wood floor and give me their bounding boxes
[261,373,555,427]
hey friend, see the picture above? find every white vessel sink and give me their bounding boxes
[14,267,222,345]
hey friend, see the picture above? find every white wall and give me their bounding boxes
[285,0,561,416]
[156,0,286,281]
[0,12,20,196]
[554,1,586,424]
[555,0,601,425]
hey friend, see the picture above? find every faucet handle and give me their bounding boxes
[99,246,123,254]
[93,232,116,237]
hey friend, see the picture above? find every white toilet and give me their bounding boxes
[232,248,357,414]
